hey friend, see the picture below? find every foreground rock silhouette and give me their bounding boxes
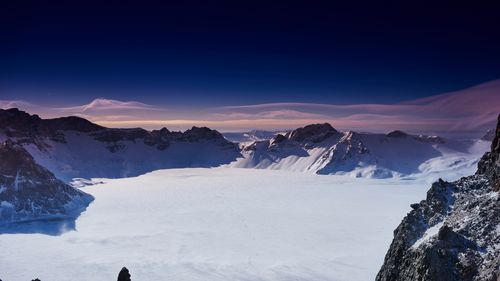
[117,267,131,281]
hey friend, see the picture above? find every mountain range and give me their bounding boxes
[0,107,492,227]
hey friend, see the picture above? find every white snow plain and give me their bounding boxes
[0,167,433,281]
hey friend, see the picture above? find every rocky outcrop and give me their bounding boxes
[477,115,500,191]
[287,123,339,144]
[0,140,94,226]
[117,267,131,281]
[376,115,500,281]
[0,108,102,140]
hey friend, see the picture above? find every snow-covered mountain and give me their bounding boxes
[0,140,93,228]
[0,108,490,182]
[230,123,490,179]
[376,115,500,281]
[0,108,241,183]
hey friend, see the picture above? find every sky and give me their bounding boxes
[1,1,500,135]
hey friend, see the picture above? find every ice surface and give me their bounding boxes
[0,168,429,281]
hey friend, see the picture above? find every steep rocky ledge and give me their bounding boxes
[376,115,500,281]
[0,140,94,227]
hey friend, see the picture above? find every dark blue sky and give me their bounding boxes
[1,1,500,107]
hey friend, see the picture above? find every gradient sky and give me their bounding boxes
[1,1,500,136]
[1,1,500,107]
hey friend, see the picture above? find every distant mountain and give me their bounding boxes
[482,129,496,141]
[0,108,241,182]
[376,115,500,281]
[230,123,489,179]
[0,108,490,182]
[0,140,93,227]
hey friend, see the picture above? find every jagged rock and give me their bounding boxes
[287,123,339,143]
[117,267,131,281]
[376,114,500,281]
[271,134,287,145]
[0,141,94,226]
[0,108,237,152]
[0,108,102,137]
[477,114,500,191]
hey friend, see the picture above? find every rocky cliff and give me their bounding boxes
[376,115,500,281]
[0,140,94,226]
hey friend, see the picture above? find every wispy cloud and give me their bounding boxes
[60,98,159,113]
[1,79,499,136]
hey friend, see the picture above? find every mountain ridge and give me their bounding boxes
[0,108,241,182]
[0,108,491,182]
[376,114,500,281]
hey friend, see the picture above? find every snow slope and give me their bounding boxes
[0,168,429,281]
[0,141,93,231]
[23,130,240,182]
[230,124,489,180]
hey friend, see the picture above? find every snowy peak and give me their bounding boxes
[287,123,339,144]
[232,123,489,179]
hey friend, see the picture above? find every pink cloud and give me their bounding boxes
[1,79,499,136]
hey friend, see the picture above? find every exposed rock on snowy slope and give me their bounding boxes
[0,140,93,228]
[231,123,489,179]
[222,130,283,144]
[376,115,500,281]
[0,108,489,181]
[0,108,241,182]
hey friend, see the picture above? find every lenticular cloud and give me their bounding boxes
[1,79,499,136]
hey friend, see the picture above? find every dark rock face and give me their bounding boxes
[0,141,94,226]
[0,108,102,138]
[376,115,500,281]
[477,114,500,191]
[0,108,237,152]
[288,123,339,144]
[271,134,287,145]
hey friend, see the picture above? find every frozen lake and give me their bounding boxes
[0,168,430,281]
